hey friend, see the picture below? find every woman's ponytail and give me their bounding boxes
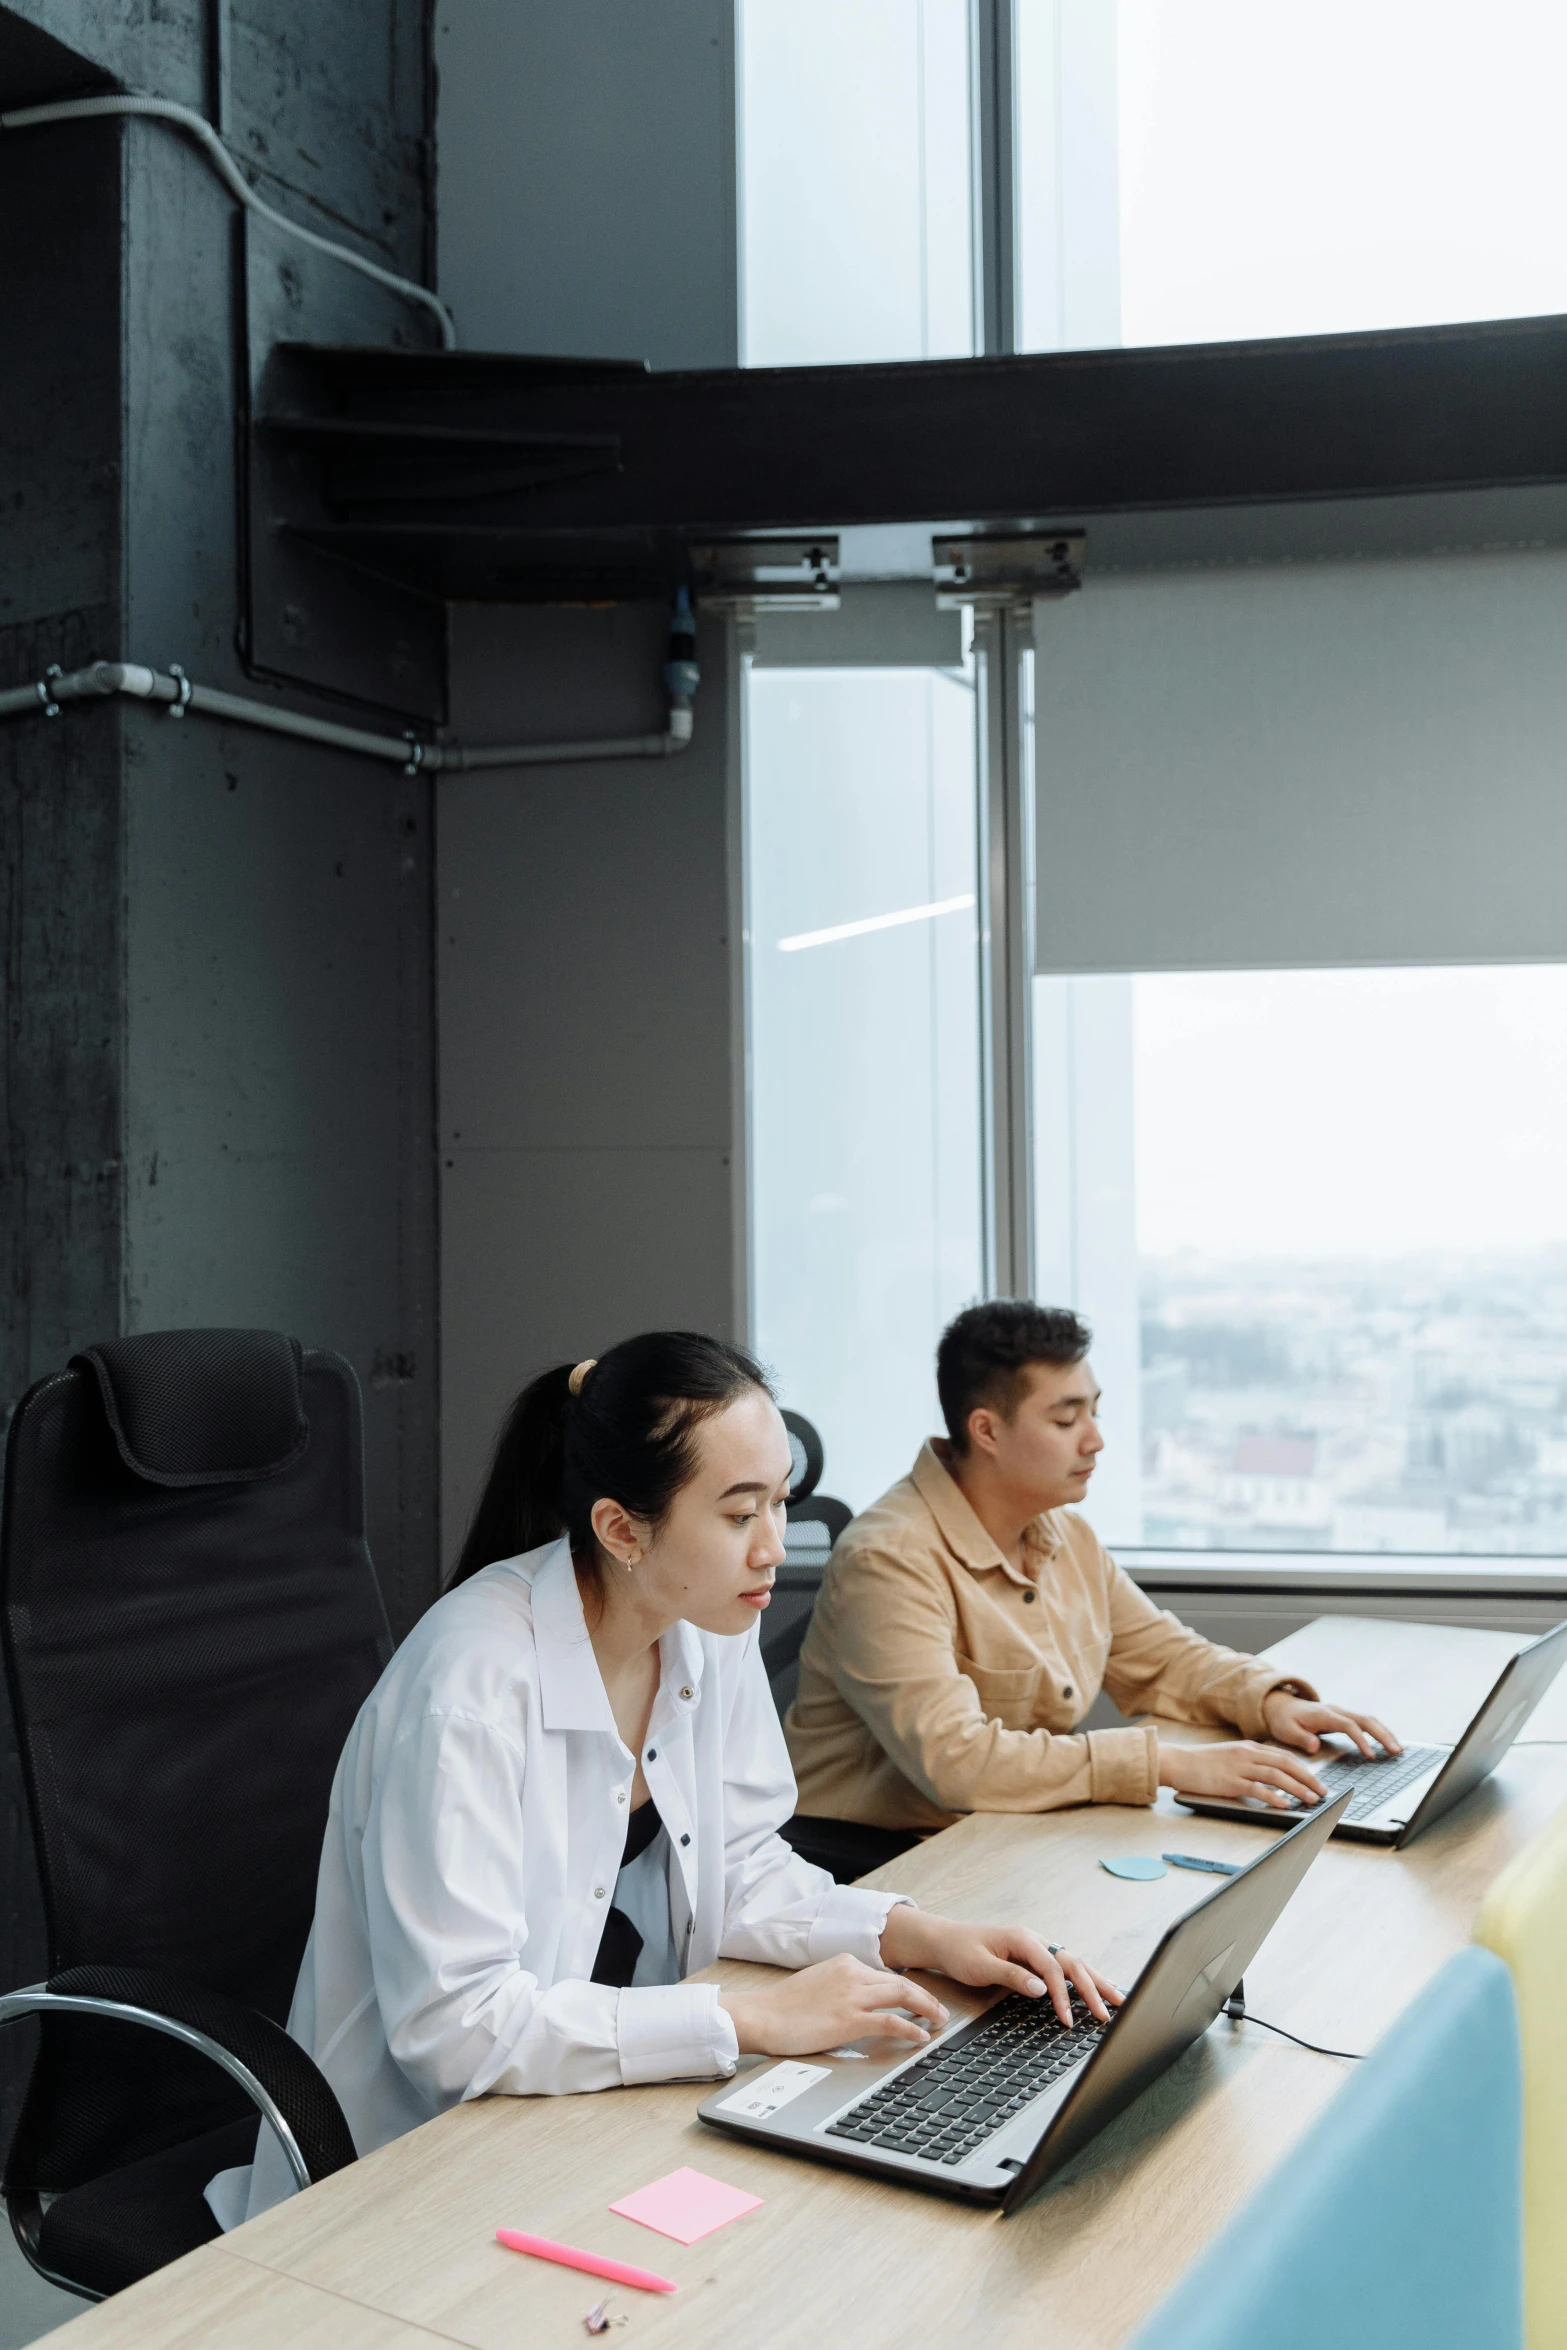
[448,1361,574,1587]
[448,1331,772,1590]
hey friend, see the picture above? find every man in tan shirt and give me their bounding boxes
[785,1301,1399,1835]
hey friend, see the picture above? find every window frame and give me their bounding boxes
[727,0,1567,1601]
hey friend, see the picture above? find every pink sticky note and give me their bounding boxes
[609,2166,763,2245]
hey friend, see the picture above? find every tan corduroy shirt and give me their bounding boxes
[784,1441,1312,1831]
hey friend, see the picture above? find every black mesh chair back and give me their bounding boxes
[769,1409,923,1886]
[0,1329,391,2284]
[761,1410,852,1717]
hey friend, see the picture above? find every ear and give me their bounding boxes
[589,1496,650,1567]
[966,1405,1003,1460]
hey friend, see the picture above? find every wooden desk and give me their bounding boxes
[51,1617,1567,2350]
[1260,1611,1567,1747]
[38,2243,455,2350]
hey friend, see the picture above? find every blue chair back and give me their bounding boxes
[1127,1945,1523,2350]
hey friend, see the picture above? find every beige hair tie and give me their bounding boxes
[567,1358,598,1396]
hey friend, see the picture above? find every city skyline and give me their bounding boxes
[1137,1245,1567,1556]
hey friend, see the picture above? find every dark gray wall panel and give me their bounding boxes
[434,0,737,367]
[438,602,740,1563]
[440,609,731,1154]
[440,1144,735,1560]
[433,0,746,1570]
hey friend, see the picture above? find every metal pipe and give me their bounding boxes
[0,642,698,772]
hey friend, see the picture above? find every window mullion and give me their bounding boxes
[970,0,1018,357]
[975,607,1035,1298]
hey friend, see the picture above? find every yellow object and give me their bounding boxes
[1476,1794,1567,2350]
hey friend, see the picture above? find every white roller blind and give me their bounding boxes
[1034,546,1567,972]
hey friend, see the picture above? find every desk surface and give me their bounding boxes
[1262,1610,1567,1746]
[54,1615,1567,2350]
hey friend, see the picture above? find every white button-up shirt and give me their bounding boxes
[222,1538,906,2224]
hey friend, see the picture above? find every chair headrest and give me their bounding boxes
[782,1409,823,1502]
[73,1329,309,1487]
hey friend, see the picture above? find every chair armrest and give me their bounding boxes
[0,1965,356,2193]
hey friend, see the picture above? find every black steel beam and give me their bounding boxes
[261,312,1567,600]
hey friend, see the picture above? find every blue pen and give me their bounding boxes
[1162,1851,1241,1877]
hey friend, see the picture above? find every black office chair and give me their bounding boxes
[758,1410,851,1718]
[0,1329,391,2301]
[760,1414,922,1885]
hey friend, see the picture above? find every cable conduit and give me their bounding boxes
[0,661,696,770]
[0,95,456,349]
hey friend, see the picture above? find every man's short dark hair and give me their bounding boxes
[936,1300,1092,1455]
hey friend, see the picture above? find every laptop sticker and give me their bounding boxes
[717,2061,832,2120]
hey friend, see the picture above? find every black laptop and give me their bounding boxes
[699,1789,1350,2213]
[1178,1617,1567,1846]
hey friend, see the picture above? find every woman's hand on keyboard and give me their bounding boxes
[1158,1738,1329,1809]
[878,1909,1122,2029]
[719,1953,951,2057]
[1260,1690,1403,1759]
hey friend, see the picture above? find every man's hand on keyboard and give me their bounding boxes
[1158,1737,1330,1810]
[1260,1690,1403,1760]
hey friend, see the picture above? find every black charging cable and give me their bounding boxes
[1223,1978,1363,2062]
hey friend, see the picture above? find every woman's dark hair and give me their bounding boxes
[937,1299,1092,1455]
[449,1331,774,1589]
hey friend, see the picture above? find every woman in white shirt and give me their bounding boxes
[214,1332,1118,2225]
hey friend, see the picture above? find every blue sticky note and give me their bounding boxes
[1100,1855,1167,1881]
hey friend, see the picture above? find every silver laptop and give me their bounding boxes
[699,1789,1349,2214]
[1178,1617,1567,1847]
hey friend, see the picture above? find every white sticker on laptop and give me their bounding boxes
[718,2061,832,2119]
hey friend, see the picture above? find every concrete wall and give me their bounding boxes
[117,124,440,1637]
[0,0,440,1601]
[434,3,745,1562]
[0,0,439,2150]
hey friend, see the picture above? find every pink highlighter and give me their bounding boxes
[495,2228,676,2294]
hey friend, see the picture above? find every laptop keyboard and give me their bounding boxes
[824,1990,1110,2167]
[1307,1741,1443,1821]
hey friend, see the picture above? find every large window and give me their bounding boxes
[747,665,982,1510]
[738,0,973,367]
[1037,967,1567,1557]
[736,1,1567,1568]
[1017,0,1567,352]
[738,3,983,1511]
